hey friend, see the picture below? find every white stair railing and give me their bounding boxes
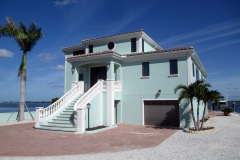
[74,80,103,111]
[36,81,84,123]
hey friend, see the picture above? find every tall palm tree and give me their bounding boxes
[200,89,221,130]
[0,17,43,121]
[193,80,210,130]
[174,83,197,130]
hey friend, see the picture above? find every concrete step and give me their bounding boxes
[41,123,74,128]
[36,126,77,132]
[48,121,74,125]
[59,113,73,116]
[53,117,72,121]
[56,115,72,118]
[52,118,73,123]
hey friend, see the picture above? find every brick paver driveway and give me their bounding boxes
[0,123,177,156]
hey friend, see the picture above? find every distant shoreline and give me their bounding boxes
[0,101,51,104]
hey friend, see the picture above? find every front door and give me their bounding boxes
[90,66,107,87]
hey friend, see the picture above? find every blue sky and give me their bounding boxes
[0,0,240,101]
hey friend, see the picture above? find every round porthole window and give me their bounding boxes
[107,42,115,50]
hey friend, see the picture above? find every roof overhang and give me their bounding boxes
[62,45,85,54]
[82,29,163,51]
[67,51,123,63]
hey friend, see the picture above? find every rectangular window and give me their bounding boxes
[73,50,85,56]
[196,68,199,80]
[131,38,137,52]
[192,63,195,76]
[142,39,145,52]
[89,45,93,53]
[142,62,149,77]
[169,59,178,75]
[79,74,84,81]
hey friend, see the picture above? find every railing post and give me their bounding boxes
[76,108,85,134]
[35,107,43,128]
[79,81,84,94]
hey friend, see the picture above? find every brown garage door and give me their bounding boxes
[144,100,179,127]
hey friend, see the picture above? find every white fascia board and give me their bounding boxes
[191,51,208,78]
[62,45,86,54]
[67,53,123,63]
[122,50,192,63]
[142,34,163,51]
[82,32,143,45]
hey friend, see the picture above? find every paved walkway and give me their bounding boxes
[0,122,177,156]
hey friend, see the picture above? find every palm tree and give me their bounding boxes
[200,89,221,130]
[174,83,197,130]
[0,17,43,121]
[193,80,210,130]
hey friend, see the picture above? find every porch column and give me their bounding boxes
[71,66,78,88]
[106,62,115,126]
[35,107,43,128]
[76,108,85,134]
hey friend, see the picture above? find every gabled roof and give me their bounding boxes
[82,29,143,42]
[82,29,163,51]
[124,46,194,57]
[67,50,121,59]
[66,46,207,78]
[62,45,85,53]
[62,29,163,53]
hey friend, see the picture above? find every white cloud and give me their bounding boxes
[54,0,78,7]
[198,39,240,52]
[0,49,14,58]
[50,65,65,70]
[37,53,56,62]
[160,19,240,46]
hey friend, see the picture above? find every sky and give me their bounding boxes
[0,0,240,101]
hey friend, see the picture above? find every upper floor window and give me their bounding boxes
[192,63,195,76]
[169,59,178,75]
[131,38,137,52]
[142,39,145,52]
[107,42,115,50]
[73,50,85,56]
[89,45,93,53]
[142,62,149,77]
[196,68,199,80]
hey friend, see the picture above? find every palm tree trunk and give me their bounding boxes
[197,103,200,130]
[200,102,207,130]
[190,100,197,130]
[18,70,26,121]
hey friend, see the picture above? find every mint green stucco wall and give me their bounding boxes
[121,57,189,127]
[93,40,134,54]
[143,40,155,52]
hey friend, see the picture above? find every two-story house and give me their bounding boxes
[35,29,207,134]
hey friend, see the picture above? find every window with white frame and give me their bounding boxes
[142,62,149,77]
[169,59,178,75]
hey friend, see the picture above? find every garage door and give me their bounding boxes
[144,100,179,127]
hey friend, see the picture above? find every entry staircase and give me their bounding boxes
[35,80,105,133]
[36,96,81,133]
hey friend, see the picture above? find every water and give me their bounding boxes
[0,102,51,113]
[208,101,240,113]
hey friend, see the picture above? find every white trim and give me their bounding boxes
[141,76,151,79]
[168,74,179,77]
[67,52,123,63]
[187,56,192,84]
[123,50,192,63]
[138,37,142,52]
